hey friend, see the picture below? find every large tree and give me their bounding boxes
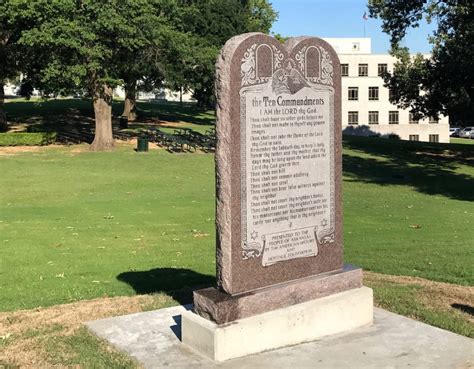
[117,2,178,121]
[164,0,278,108]
[369,0,474,125]
[18,0,164,150]
[0,2,31,131]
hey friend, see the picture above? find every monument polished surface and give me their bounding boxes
[215,33,343,296]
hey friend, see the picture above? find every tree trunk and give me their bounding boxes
[90,84,114,151]
[180,86,183,106]
[122,80,138,121]
[0,82,7,132]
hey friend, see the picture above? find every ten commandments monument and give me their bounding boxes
[182,33,373,361]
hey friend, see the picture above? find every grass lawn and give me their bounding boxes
[0,99,473,366]
[1,99,472,302]
[342,136,473,285]
[451,137,474,145]
[0,143,216,311]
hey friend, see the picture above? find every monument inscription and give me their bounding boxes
[215,34,343,295]
[241,59,335,266]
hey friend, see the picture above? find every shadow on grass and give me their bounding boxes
[343,136,474,202]
[5,98,214,143]
[117,268,215,305]
[452,303,474,316]
[136,100,214,126]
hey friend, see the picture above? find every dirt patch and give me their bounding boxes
[0,146,44,156]
[158,121,189,128]
[0,144,70,156]
[69,145,90,154]
[0,294,172,367]
[364,271,474,323]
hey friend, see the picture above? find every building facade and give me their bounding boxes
[324,38,449,143]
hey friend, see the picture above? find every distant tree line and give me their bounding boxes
[0,0,277,150]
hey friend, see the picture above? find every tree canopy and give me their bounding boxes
[0,0,278,149]
[16,0,175,150]
[369,0,474,125]
[164,0,278,107]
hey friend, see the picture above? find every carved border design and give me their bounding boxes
[240,41,337,261]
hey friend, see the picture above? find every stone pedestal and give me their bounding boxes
[182,286,373,362]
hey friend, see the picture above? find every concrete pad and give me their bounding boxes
[86,305,474,369]
[182,287,373,361]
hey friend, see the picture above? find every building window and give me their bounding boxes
[378,63,388,77]
[348,111,358,125]
[348,87,358,100]
[358,64,368,76]
[429,116,439,124]
[429,134,439,143]
[341,64,349,77]
[409,113,419,124]
[409,135,419,141]
[368,87,379,101]
[368,111,379,124]
[389,111,399,124]
[389,89,397,101]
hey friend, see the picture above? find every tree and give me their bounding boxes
[368,1,474,125]
[244,0,279,33]
[117,2,177,121]
[164,0,278,108]
[18,0,164,150]
[158,29,201,106]
[0,2,31,131]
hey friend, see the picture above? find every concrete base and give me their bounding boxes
[182,287,373,361]
[86,303,474,369]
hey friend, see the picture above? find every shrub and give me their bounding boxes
[0,132,57,146]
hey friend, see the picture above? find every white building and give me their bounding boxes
[4,84,18,96]
[324,38,449,143]
[114,86,195,103]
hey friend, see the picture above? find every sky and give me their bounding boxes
[270,0,437,54]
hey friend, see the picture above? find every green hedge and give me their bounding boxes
[0,132,57,146]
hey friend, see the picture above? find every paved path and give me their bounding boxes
[86,306,473,369]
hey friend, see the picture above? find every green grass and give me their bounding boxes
[366,277,474,338]
[342,136,474,285]
[451,137,474,145]
[1,99,473,314]
[1,138,472,312]
[42,327,138,368]
[0,144,216,311]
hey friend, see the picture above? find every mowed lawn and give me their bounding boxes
[0,99,473,314]
[343,136,473,285]
[0,144,216,312]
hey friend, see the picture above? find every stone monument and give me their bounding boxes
[182,33,373,361]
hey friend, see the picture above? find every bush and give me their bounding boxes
[0,132,57,146]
